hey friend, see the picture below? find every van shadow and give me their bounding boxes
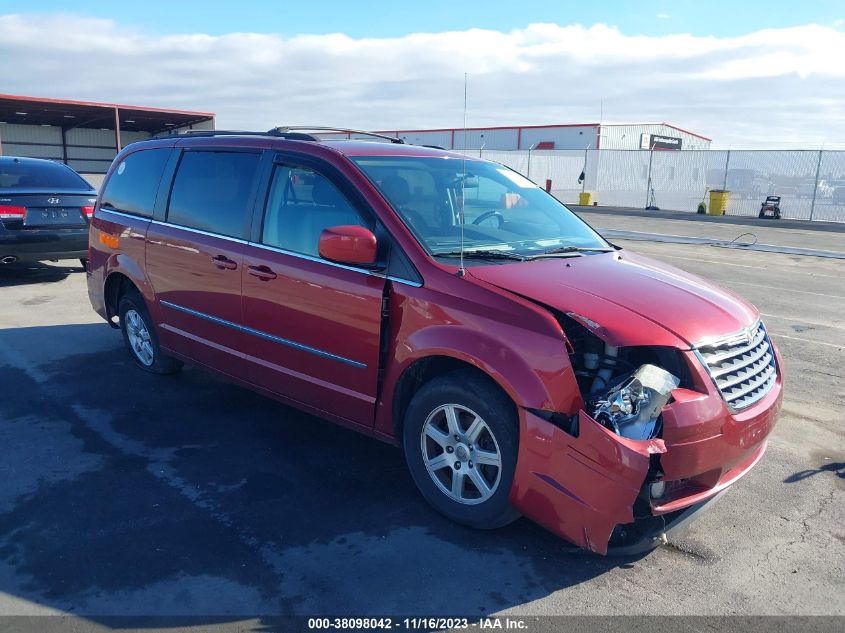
[0,260,82,287]
[784,462,845,486]
[0,323,646,626]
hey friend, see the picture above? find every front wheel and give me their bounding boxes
[118,292,182,374]
[403,370,521,529]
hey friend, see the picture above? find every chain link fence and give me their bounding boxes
[458,148,845,223]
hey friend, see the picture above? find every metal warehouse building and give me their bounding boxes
[362,122,711,151]
[0,94,215,188]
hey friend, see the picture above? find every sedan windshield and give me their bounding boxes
[351,156,609,258]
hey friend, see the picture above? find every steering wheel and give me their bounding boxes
[472,210,504,228]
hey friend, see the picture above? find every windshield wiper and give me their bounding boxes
[526,245,614,259]
[435,249,526,261]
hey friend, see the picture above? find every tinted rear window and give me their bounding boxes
[167,150,261,238]
[0,160,92,190]
[100,149,172,217]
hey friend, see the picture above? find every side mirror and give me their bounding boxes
[318,225,378,267]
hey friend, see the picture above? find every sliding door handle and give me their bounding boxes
[211,255,238,270]
[247,264,277,280]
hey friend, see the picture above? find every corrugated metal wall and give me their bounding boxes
[0,120,212,183]
[378,124,703,151]
[518,126,597,150]
[395,130,453,147]
[599,124,711,150]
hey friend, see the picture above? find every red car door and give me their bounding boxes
[145,148,262,375]
[241,161,385,427]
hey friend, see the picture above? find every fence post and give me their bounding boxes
[809,149,823,222]
[645,146,655,208]
[722,150,731,190]
[526,148,532,178]
[582,148,588,193]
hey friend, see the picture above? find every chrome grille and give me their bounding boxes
[696,322,777,411]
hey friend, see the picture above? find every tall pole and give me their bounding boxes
[722,149,731,190]
[809,149,823,222]
[645,144,655,208]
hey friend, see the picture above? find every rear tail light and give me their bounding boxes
[82,205,95,219]
[0,205,26,220]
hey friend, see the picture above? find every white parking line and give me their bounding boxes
[760,313,845,331]
[725,281,845,300]
[632,252,843,279]
[768,332,844,350]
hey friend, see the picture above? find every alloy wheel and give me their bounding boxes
[420,403,502,505]
[125,309,155,367]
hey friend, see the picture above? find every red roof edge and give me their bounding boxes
[0,93,214,118]
[376,123,601,134]
[661,122,712,142]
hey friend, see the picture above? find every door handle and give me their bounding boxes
[211,254,238,270]
[247,264,277,280]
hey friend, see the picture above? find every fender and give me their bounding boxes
[89,209,154,325]
[100,252,156,325]
[374,281,584,437]
[97,218,156,323]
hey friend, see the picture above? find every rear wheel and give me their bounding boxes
[79,258,88,270]
[118,291,182,374]
[403,370,521,529]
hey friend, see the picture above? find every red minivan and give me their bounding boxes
[87,129,783,554]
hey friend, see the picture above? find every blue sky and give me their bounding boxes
[10,0,845,37]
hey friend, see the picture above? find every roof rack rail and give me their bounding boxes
[178,129,321,141]
[269,126,405,144]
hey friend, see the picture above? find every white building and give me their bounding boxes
[362,122,711,151]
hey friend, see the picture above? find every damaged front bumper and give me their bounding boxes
[508,361,782,555]
[606,488,726,556]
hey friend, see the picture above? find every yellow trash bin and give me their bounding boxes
[709,190,730,215]
[579,191,593,206]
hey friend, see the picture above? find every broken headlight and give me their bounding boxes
[588,364,680,440]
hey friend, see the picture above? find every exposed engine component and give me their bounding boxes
[590,344,619,393]
[588,364,680,440]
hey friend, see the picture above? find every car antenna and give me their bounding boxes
[458,72,468,278]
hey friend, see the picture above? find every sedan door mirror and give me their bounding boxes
[318,225,379,267]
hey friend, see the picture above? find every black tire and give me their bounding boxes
[79,258,88,270]
[758,210,766,218]
[118,291,182,374]
[403,369,521,530]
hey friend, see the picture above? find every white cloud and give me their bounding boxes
[835,18,844,27]
[1,14,844,148]
[656,13,670,19]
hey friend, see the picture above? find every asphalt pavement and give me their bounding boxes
[0,211,842,629]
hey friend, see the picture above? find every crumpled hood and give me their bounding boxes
[468,251,759,348]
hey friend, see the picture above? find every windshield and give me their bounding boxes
[351,156,608,257]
